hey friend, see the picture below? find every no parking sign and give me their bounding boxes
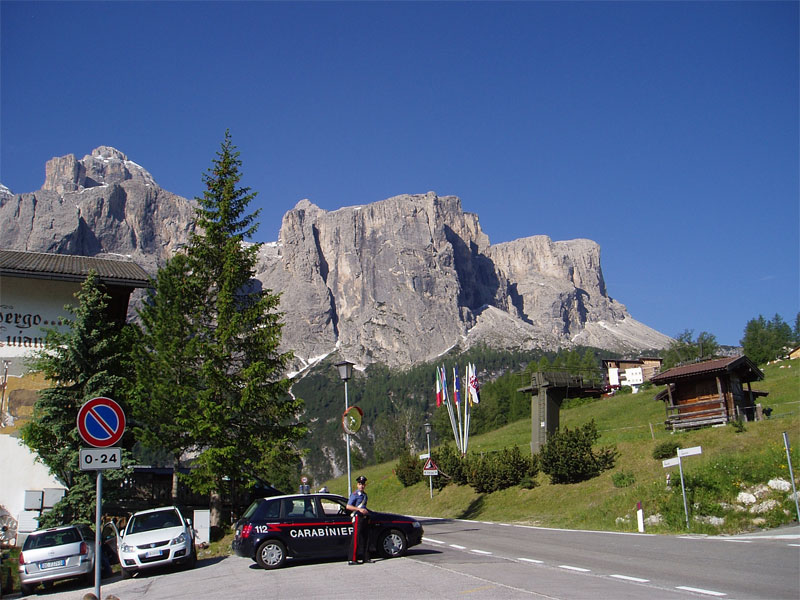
[76,397,126,448]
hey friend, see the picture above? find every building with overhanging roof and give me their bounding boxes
[651,356,766,430]
[0,249,150,374]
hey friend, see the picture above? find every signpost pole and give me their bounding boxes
[94,471,102,600]
[425,423,432,499]
[783,432,800,521]
[678,456,689,529]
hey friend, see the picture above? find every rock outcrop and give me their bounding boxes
[0,147,194,273]
[0,148,672,368]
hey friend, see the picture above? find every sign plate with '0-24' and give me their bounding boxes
[80,447,122,470]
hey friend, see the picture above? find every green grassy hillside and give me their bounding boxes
[324,362,800,534]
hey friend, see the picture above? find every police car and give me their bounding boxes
[232,493,423,569]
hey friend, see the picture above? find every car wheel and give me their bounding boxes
[378,529,407,558]
[20,582,35,595]
[121,566,133,579]
[256,539,287,570]
[84,569,95,586]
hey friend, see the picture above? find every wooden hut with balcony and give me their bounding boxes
[651,356,767,430]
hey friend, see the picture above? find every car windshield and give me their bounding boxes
[24,528,80,550]
[127,509,182,534]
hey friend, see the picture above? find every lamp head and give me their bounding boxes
[335,360,354,381]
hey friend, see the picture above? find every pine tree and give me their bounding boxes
[21,271,132,526]
[183,131,305,524]
[128,253,203,501]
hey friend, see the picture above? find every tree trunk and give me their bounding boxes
[209,490,223,539]
[171,462,180,504]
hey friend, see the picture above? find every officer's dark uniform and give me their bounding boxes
[347,475,371,564]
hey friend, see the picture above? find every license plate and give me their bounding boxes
[40,559,65,569]
[145,549,162,558]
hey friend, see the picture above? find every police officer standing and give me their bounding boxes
[347,475,371,564]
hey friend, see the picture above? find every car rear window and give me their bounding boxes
[24,527,80,549]
[253,499,280,520]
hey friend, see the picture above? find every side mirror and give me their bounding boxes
[186,518,192,526]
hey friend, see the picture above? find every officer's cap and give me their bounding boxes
[356,476,367,484]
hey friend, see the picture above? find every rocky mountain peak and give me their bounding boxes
[42,146,156,194]
[0,148,673,369]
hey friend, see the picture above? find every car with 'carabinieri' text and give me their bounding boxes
[232,493,423,569]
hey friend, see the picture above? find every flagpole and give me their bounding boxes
[464,364,471,454]
[441,366,461,450]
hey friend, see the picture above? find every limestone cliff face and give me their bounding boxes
[0,148,672,368]
[0,147,194,273]
[263,193,671,368]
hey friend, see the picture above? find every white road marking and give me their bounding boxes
[422,537,444,544]
[676,585,726,596]
[559,565,590,572]
[449,544,466,549]
[722,539,751,543]
[610,574,649,583]
[517,558,544,564]
[471,549,492,554]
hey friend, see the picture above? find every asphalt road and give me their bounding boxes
[12,520,799,600]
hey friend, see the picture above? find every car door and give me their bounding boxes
[315,495,353,556]
[280,497,326,557]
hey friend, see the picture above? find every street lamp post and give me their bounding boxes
[335,360,355,496]
[425,422,432,499]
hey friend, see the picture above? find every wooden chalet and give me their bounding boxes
[651,356,767,430]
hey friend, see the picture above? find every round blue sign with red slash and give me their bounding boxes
[77,397,126,448]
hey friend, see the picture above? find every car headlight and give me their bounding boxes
[171,532,187,545]
[120,543,134,553]
[413,521,421,528]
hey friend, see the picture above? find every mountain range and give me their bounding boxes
[0,147,672,370]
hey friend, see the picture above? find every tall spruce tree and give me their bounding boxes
[128,253,203,501]
[21,271,132,526]
[183,131,304,524]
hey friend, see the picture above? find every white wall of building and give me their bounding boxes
[0,435,64,526]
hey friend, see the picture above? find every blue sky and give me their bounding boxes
[2,1,797,346]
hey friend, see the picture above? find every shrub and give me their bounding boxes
[652,439,681,460]
[466,445,537,493]
[539,420,618,484]
[395,449,423,487]
[612,470,635,488]
[431,443,467,490]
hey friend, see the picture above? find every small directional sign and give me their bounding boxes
[77,397,126,448]
[80,447,122,470]
[423,457,439,476]
[662,457,681,468]
[677,445,702,457]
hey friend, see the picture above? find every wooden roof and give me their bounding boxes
[650,356,763,385]
[0,249,150,287]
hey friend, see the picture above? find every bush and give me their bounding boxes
[395,449,423,487]
[432,443,468,490]
[652,439,681,460]
[612,470,636,488]
[539,420,618,484]
[466,446,538,493]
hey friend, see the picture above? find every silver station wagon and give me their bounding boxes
[18,524,97,595]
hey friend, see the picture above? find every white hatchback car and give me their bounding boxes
[115,506,196,578]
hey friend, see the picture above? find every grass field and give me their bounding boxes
[324,361,800,534]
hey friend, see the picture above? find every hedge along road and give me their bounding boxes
[19,519,800,599]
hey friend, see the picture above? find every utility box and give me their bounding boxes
[23,491,42,511]
[193,510,210,545]
[42,488,65,509]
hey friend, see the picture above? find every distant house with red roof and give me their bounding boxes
[650,356,767,430]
